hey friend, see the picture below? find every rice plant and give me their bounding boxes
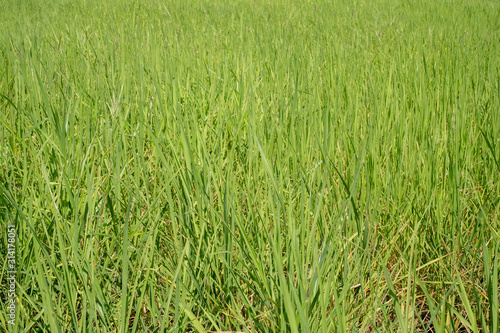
[0,0,499,331]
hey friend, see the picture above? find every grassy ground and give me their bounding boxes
[0,0,499,331]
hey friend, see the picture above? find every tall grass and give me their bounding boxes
[0,0,499,331]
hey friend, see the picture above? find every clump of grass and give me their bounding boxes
[0,0,499,331]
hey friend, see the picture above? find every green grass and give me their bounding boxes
[0,0,499,331]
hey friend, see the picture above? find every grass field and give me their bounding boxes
[1,0,499,331]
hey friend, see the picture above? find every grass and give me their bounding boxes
[0,0,499,331]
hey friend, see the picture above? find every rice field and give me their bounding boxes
[0,0,499,331]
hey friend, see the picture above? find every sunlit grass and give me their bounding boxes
[0,0,499,331]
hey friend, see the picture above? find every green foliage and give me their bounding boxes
[0,0,499,331]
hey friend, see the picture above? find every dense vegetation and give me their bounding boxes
[1,0,499,331]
